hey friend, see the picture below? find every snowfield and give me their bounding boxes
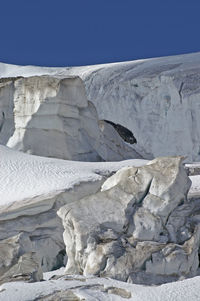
[1,52,200,79]
[0,268,200,301]
[0,145,198,208]
[0,145,147,211]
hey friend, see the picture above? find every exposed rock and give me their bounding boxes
[58,156,200,284]
[103,120,137,144]
[0,76,141,161]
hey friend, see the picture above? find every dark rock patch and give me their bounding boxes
[103,120,137,144]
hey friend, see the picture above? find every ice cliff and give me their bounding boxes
[1,52,200,161]
[0,76,140,161]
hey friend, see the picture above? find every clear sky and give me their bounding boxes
[1,0,200,66]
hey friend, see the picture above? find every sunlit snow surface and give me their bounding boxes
[0,145,198,207]
[0,268,200,301]
[1,52,200,79]
[0,145,147,207]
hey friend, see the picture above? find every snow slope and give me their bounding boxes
[1,269,200,301]
[0,145,147,209]
[0,144,199,213]
[1,52,200,79]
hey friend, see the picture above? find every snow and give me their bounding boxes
[1,52,200,79]
[188,175,200,197]
[0,145,147,207]
[2,52,200,161]
[0,147,199,300]
[1,269,200,301]
[1,54,200,299]
[0,144,198,209]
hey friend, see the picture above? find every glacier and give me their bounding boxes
[1,52,200,300]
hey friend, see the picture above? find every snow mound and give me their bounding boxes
[0,145,147,211]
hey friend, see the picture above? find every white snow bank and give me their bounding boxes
[0,145,147,207]
[0,144,199,210]
[1,52,200,79]
[188,175,200,197]
[1,271,200,301]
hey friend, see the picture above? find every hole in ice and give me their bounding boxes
[103,120,137,144]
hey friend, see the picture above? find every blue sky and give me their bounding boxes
[0,0,200,66]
